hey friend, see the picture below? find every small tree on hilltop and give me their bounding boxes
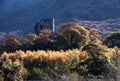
[59,22,90,49]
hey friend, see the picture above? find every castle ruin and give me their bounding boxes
[34,19,55,35]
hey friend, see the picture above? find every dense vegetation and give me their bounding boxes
[0,22,120,81]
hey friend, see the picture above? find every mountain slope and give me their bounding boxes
[0,0,120,32]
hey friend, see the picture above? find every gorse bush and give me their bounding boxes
[0,49,88,80]
[0,47,115,80]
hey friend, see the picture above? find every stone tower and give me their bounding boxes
[34,19,55,35]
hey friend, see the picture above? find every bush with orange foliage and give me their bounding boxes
[0,49,88,80]
[0,46,118,80]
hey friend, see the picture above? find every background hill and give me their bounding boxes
[0,0,120,32]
